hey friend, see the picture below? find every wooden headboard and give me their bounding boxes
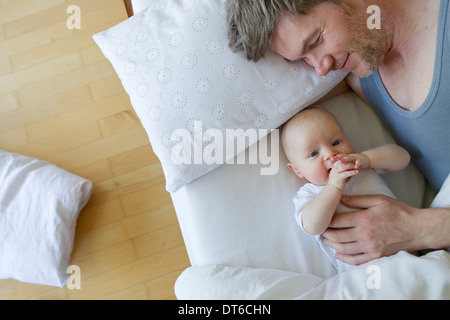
[124,0,134,17]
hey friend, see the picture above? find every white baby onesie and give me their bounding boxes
[293,168,396,273]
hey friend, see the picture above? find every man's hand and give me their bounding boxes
[322,194,420,265]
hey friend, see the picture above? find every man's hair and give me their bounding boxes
[226,0,338,62]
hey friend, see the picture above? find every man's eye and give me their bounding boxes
[312,35,322,48]
[309,151,319,158]
[332,140,340,146]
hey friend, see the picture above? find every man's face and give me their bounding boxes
[271,2,389,78]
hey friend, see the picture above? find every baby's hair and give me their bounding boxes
[281,107,320,147]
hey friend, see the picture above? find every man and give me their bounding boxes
[227,0,450,265]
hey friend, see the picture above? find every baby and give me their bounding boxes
[281,107,411,273]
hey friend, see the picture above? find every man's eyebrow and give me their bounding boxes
[299,27,321,57]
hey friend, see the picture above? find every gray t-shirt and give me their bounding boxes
[360,0,450,192]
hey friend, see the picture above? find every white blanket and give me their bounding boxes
[175,175,450,299]
[176,250,450,299]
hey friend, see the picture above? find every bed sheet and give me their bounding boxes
[170,93,443,299]
[172,132,337,278]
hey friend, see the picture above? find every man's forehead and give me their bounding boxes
[272,13,320,60]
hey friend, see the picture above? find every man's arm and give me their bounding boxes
[322,195,450,265]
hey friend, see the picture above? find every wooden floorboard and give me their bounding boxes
[0,0,191,300]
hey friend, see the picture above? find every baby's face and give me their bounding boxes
[286,110,355,185]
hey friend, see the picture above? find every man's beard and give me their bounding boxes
[344,6,391,77]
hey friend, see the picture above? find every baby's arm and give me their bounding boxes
[302,144,409,235]
[302,161,358,235]
[334,144,410,173]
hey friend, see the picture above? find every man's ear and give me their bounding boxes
[287,163,304,179]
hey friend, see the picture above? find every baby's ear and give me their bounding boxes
[287,163,304,179]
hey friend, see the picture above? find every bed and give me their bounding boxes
[92,0,450,299]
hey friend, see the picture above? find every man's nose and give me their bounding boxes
[304,54,334,76]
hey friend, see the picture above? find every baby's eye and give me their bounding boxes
[332,140,340,147]
[309,151,319,158]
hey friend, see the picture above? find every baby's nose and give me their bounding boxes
[324,149,336,160]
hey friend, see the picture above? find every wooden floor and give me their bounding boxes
[0,0,190,299]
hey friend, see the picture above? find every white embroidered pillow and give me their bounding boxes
[93,0,345,192]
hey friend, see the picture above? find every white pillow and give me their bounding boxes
[131,0,155,14]
[93,0,345,192]
[0,150,93,287]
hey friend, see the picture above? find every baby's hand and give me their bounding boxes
[328,160,359,191]
[332,153,370,169]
